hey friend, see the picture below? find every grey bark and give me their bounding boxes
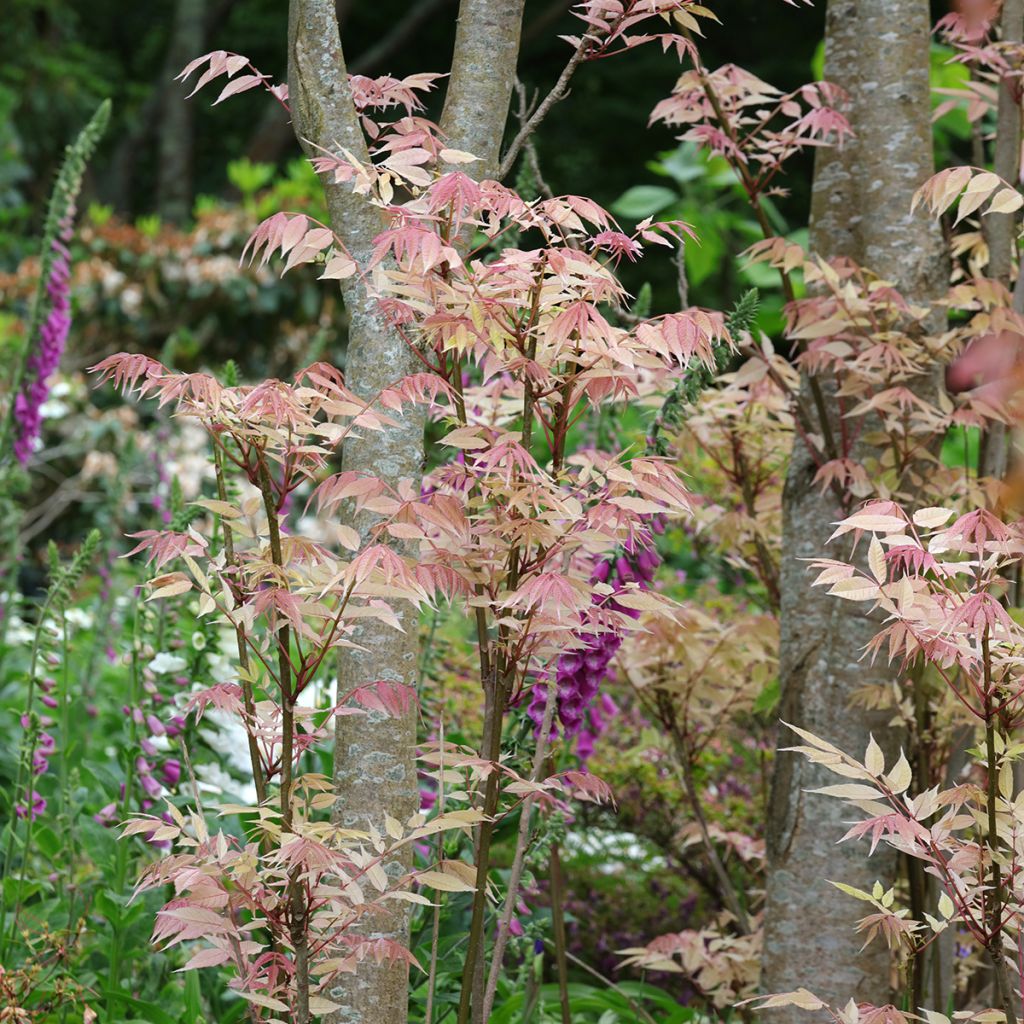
[762,0,946,1014]
[243,0,457,169]
[440,0,526,177]
[289,10,422,1023]
[980,0,1023,481]
[287,3,524,1022]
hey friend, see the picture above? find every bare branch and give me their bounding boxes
[498,37,587,180]
[355,0,456,72]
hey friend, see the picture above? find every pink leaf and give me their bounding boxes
[213,74,264,105]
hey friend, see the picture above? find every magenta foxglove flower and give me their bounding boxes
[15,791,47,821]
[13,214,74,464]
[527,521,662,758]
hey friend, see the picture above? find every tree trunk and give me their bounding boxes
[157,0,208,223]
[762,0,946,1013]
[980,0,1022,481]
[440,0,525,176]
[287,3,523,1022]
[244,0,457,171]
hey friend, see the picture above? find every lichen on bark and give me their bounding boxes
[286,3,525,1021]
[762,0,947,1013]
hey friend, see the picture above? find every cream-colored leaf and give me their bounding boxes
[758,989,826,1011]
[417,869,476,893]
[1000,761,1013,800]
[809,784,883,801]
[864,735,885,777]
[336,524,361,551]
[836,512,907,534]
[827,577,881,602]
[383,890,434,906]
[938,891,955,920]
[885,751,912,794]
[148,576,193,600]
[912,506,954,528]
[868,536,886,584]
[987,188,1024,215]
[241,993,290,1012]
[192,498,241,517]
[309,996,342,1016]
[439,148,479,164]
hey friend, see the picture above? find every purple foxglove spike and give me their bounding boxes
[14,214,75,463]
[160,759,182,788]
[139,773,162,799]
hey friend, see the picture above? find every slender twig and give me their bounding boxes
[456,678,505,1024]
[548,842,572,1024]
[482,676,558,1019]
[545,940,659,1024]
[425,715,447,1024]
[983,629,1017,1024]
[215,445,268,809]
[255,453,309,1024]
[662,696,751,936]
[682,29,846,475]
[498,38,589,180]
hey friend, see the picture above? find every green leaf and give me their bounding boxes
[99,992,178,1024]
[94,887,143,927]
[754,678,780,716]
[611,185,677,219]
[32,824,61,860]
[184,970,202,1023]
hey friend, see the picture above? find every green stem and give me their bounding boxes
[982,630,1016,1024]
[0,583,63,956]
[106,597,141,1016]
[216,445,268,808]
[457,679,506,1024]
[255,454,308,1024]
[548,843,572,1024]
[59,613,71,825]
[424,717,447,1024]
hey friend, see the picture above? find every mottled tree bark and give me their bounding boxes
[287,3,523,1022]
[980,0,1022,481]
[440,0,525,176]
[244,0,456,169]
[289,13,415,1024]
[762,0,946,1013]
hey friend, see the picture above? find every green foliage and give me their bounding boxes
[612,144,790,332]
[942,424,980,472]
[650,289,759,456]
[1,99,110,459]
[46,528,101,611]
[226,158,276,198]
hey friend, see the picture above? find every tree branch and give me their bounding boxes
[498,37,587,180]
[440,0,528,178]
[288,0,379,266]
